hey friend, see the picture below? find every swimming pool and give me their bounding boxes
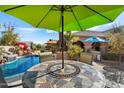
[0,55,41,78]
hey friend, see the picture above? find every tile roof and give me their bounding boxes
[73,31,107,37]
[46,40,57,44]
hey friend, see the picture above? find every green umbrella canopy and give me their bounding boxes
[0,5,124,31]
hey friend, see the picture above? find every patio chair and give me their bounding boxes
[79,53,93,65]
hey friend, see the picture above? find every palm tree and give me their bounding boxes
[64,32,83,60]
[0,24,19,45]
[64,32,79,50]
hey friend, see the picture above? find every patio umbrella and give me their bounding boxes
[0,5,124,68]
[16,42,28,50]
[81,36,109,43]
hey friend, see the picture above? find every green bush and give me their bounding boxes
[102,53,119,61]
[67,45,83,59]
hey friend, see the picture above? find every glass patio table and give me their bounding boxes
[22,60,106,88]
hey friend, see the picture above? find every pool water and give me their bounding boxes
[1,55,41,78]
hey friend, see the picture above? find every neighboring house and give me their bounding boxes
[73,30,107,38]
[45,39,57,51]
[73,31,109,53]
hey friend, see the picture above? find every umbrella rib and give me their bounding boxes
[64,5,70,9]
[36,6,54,27]
[53,5,60,9]
[70,7,83,31]
[83,5,113,22]
[66,5,77,9]
[3,5,26,12]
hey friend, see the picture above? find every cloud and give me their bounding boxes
[16,27,41,32]
[46,29,58,33]
[16,28,58,34]
[12,27,59,35]
[34,40,46,44]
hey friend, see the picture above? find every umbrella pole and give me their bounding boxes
[61,5,64,69]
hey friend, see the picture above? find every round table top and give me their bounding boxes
[22,60,106,88]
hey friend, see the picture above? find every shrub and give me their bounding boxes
[102,53,119,61]
[67,45,83,59]
[107,32,124,62]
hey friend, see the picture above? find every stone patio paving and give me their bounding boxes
[5,61,124,88]
[92,62,124,88]
[22,60,106,88]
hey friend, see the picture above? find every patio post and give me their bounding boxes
[61,5,64,69]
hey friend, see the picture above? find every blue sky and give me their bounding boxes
[0,11,124,44]
[0,12,59,44]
